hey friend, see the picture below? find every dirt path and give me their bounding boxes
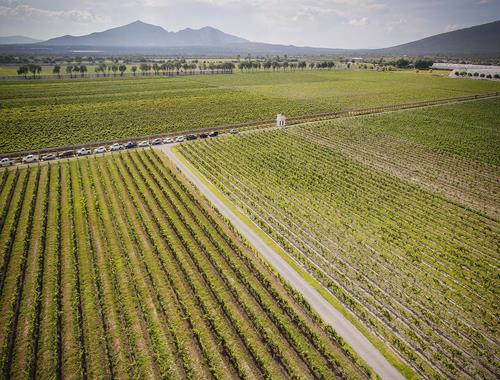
[157,144,405,380]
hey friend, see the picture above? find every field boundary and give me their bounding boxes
[0,69,233,81]
[164,144,418,379]
[1,91,498,161]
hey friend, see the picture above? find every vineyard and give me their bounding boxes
[1,70,500,153]
[0,150,370,379]
[287,97,500,219]
[178,104,500,379]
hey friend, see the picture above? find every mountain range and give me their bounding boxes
[0,35,41,44]
[1,19,499,56]
[41,20,247,47]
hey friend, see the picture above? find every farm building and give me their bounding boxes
[276,113,286,127]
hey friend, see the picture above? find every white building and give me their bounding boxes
[276,114,286,127]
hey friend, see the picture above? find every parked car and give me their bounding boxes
[93,146,107,154]
[230,128,238,134]
[76,147,91,156]
[175,136,185,142]
[138,140,150,147]
[124,141,137,149]
[58,150,74,158]
[0,157,13,167]
[208,131,219,137]
[109,143,124,151]
[41,153,56,161]
[22,154,38,163]
[151,138,162,145]
[186,134,197,141]
[163,137,174,144]
[199,133,208,139]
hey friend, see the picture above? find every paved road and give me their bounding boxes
[157,144,405,380]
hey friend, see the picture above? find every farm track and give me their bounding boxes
[176,122,499,379]
[0,151,368,379]
[1,90,498,161]
[159,144,405,380]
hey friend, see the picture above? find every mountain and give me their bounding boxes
[3,19,498,57]
[379,20,500,56]
[41,20,248,47]
[0,35,41,44]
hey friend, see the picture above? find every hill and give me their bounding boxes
[0,35,41,44]
[41,20,248,47]
[379,20,500,56]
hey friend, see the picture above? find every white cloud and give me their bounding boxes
[0,2,108,24]
[348,17,368,26]
[444,23,469,32]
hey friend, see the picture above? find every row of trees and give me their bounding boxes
[15,61,235,79]
[454,71,499,79]
[17,65,42,78]
[238,60,337,71]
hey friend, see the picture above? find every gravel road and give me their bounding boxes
[157,143,405,380]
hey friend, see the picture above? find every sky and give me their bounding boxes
[0,0,499,48]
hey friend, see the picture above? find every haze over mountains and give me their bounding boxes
[41,20,248,47]
[0,36,41,44]
[1,19,499,56]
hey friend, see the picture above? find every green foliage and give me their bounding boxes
[0,151,368,379]
[179,109,499,379]
[0,70,499,154]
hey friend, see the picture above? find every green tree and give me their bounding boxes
[119,64,127,76]
[111,64,118,76]
[131,65,137,76]
[28,64,38,78]
[53,65,61,78]
[17,66,28,78]
[414,59,433,70]
[79,65,87,77]
[65,65,73,78]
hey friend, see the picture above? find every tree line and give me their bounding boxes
[15,61,235,79]
[238,60,337,71]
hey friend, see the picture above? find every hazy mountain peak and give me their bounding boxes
[0,35,42,44]
[380,20,500,56]
[40,20,247,47]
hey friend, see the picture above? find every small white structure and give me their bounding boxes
[276,113,286,127]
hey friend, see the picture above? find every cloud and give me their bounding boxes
[444,23,469,32]
[0,2,109,24]
[384,18,405,33]
[348,17,368,26]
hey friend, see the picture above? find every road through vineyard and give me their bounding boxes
[0,150,371,379]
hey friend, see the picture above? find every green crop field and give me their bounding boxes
[0,150,370,379]
[178,99,500,379]
[1,70,499,154]
[288,98,500,219]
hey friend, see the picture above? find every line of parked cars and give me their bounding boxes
[0,130,224,167]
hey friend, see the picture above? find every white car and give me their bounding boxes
[22,154,38,163]
[76,147,91,156]
[151,138,162,145]
[163,137,174,144]
[0,157,13,167]
[93,146,107,154]
[109,143,124,151]
[230,128,238,134]
[175,136,185,142]
[138,141,150,147]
